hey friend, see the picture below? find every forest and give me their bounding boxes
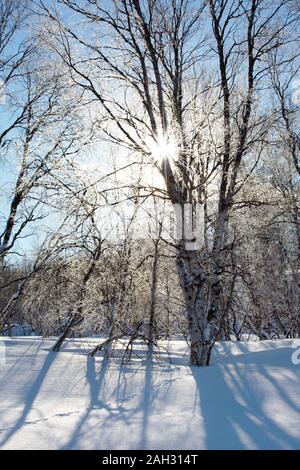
[0,0,299,367]
[1,0,300,453]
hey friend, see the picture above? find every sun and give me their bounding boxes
[146,130,178,162]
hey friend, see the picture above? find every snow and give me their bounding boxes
[0,337,300,450]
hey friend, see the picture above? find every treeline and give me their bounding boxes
[0,1,300,363]
[1,177,299,349]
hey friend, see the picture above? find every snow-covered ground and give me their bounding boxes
[0,337,300,450]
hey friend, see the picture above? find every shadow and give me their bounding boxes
[61,355,109,449]
[138,357,153,449]
[192,351,300,449]
[0,351,57,447]
[4,337,298,450]
[62,355,132,449]
[220,347,297,367]
[212,341,296,365]
[0,337,53,377]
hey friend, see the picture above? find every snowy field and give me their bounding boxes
[0,337,300,450]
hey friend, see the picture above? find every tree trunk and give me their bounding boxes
[177,247,211,365]
[52,313,83,352]
[176,210,227,366]
[148,239,159,350]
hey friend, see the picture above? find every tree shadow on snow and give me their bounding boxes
[192,349,300,449]
[138,356,153,449]
[0,351,57,447]
[61,352,160,450]
[61,355,135,449]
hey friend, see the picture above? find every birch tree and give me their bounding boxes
[40,0,298,364]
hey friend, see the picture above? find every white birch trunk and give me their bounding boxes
[177,247,211,365]
[176,209,227,366]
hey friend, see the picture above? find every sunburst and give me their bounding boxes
[146,130,178,162]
